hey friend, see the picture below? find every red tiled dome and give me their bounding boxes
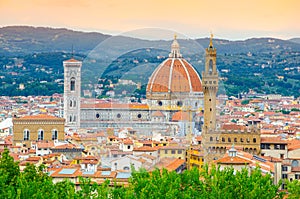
[147,37,202,94]
[147,59,202,93]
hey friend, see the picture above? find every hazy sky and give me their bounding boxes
[0,0,299,40]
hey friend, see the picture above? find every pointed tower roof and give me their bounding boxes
[208,33,214,49]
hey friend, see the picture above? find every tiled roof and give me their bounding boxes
[165,158,185,171]
[216,156,251,164]
[172,111,190,121]
[64,58,81,63]
[152,111,165,117]
[133,146,160,152]
[37,141,54,149]
[15,114,63,120]
[221,124,246,131]
[261,137,287,144]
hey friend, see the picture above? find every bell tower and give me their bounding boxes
[63,58,82,130]
[202,34,218,130]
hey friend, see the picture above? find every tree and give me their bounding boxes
[286,179,300,199]
[0,149,20,197]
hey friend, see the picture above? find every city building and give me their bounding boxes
[12,114,65,147]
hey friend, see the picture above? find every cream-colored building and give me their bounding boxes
[13,114,65,148]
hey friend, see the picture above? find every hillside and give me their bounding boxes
[1,26,300,97]
[0,26,110,55]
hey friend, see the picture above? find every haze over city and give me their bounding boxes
[0,0,299,40]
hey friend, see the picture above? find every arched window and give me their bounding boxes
[73,100,76,107]
[70,77,75,91]
[69,115,72,122]
[292,160,299,167]
[52,129,58,140]
[73,115,76,122]
[210,137,213,142]
[38,129,44,141]
[253,138,257,143]
[70,100,72,107]
[23,129,30,141]
[209,59,213,74]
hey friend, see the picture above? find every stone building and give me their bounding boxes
[13,114,65,147]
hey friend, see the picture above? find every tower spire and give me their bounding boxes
[209,32,214,48]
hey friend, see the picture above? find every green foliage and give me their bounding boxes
[286,179,300,199]
[0,150,296,199]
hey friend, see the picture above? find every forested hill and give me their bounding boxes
[1,26,300,97]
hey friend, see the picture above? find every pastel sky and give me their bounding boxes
[0,0,299,40]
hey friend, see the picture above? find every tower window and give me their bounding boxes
[158,101,163,106]
[177,101,183,107]
[70,77,75,91]
[210,108,212,111]
[253,138,257,143]
[209,59,213,74]
[117,113,121,118]
[70,100,72,107]
[96,113,100,118]
[137,113,142,119]
[210,137,213,141]
[69,115,72,122]
[23,129,30,141]
[38,129,44,141]
[52,129,58,140]
[73,116,76,122]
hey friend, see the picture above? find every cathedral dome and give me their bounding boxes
[146,36,202,99]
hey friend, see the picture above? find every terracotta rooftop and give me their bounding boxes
[172,111,190,121]
[133,146,160,152]
[15,114,63,120]
[221,124,246,131]
[216,156,251,164]
[261,137,287,144]
[64,58,81,63]
[152,111,165,117]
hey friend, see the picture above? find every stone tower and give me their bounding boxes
[202,34,219,163]
[63,58,82,129]
[202,34,218,130]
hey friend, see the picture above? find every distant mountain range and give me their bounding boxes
[1,26,300,56]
